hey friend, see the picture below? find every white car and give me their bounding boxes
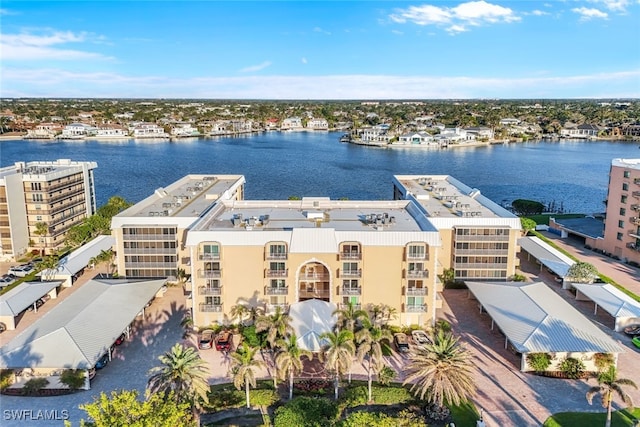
[8,264,34,278]
[0,275,15,287]
[411,330,432,348]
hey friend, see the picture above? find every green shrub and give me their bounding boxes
[342,385,414,407]
[526,353,552,373]
[22,377,49,395]
[250,388,279,406]
[0,370,13,391]
[207,388,245,411]
[593,353,615,370]
[559,357,585,379]
[377,366,396,386]
[434,319,451,334]
[274,396,338,427]
[240,324,267,348]
[59,369,86,390]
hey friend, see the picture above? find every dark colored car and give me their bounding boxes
[623,325,640,336]
[198,329,215,350]
[27,298,46,312]
[394,333,410,353]
[95,353,109,369]
[114,333,126,346]
[215,331,232,351]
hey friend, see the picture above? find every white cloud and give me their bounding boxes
[390,1,520,33]
[301,57,308,64]
[391,30,404,35]
[588,0,631,12]
[0,8,18,15]
[313,27,331,35]
[572,7,609,20]
[531,10,550,16]
[239,61,272,73]
[3,68,638,99]
[0,30,111,61]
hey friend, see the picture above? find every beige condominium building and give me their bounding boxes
[599,159,640,264]
[0,159,97,260]
[112,174,521,328]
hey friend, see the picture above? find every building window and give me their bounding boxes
[268,243,287,259]
[270,279,286,288]
[624,171,630,178]
[622,183,629,191]
[620,208,626,216]
[407,244,426,259]
[618,220,625,228]
[617,232,623,241]
[621,195,627,204]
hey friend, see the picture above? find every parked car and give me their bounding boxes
[9,264,34,278]
[95,353,110,369]
[215,331,232,351]
[623,325,640,336]
[114,333,126,346]
[632,336,640,349]
[27,298,46,312]
[0,322,6,333]
[88,367,96,380]
[411,330,432,348]
[198,329,215,350]
[393,333,410,353]
[0,275,15,287]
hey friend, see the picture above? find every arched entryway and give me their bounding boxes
[297,262,330,302]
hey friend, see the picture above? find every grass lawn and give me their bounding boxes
[525,213,586,226]
[543,408,640,426]
[450,401,481,427]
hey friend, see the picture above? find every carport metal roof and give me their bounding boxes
[0,278,166,369]
[465,281,624,354]
[0,280,62,317]
[571,283,640,319]
[38,235,115,278]
[518,236,575,277]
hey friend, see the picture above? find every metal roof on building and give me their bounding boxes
[0,281,63,317]
[39,235,115,277]
[0,278,166,369]
[518,236,575,277]
[465,281,624,354]
[289,299,337,352]
[572,283,640,319]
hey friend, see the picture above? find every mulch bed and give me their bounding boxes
[1,388,77,397]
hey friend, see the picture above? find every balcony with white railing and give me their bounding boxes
[339,303,361,310]
[339,252,362,260]
[266,252,288,260]
[633,191,640,198]
[631,204,640,212]
[339,268,362,278]
[199,303,223,312]
[627,242,640,251]
[299,288,330,300]
[265,268,288,278]
[405,269,428,278]
[264,286,289,295]
[631,217,640,226]
[629,231,640,239]
[199,252,220,261]
[404,286,427,296]
[634,178,640,185]
[340,286,361,295]
[404,304,426,313]
[266,303,289,314]
[199,286,222,296]
[198,269,222,278]
[406,252,427,260]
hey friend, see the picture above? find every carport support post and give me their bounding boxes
[504,336,508,349]
[491,319,494,330]
[594,303,598,315]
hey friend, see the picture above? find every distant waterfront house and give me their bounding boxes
[463,126,494,140]
[361,124,393,143]
[132,122,169,138]
[26,123,63,139]
[395,132,435,145]
[306,118,329,130]
[171,123,201,137]
[500,118,521,126]
[61,123,96,139]
[281,117,304,131]
[94,125,129,138]
[560,123,600,138]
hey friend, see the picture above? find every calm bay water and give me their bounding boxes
[1,133,638,214]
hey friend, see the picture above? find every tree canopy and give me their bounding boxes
[512,199,545,216]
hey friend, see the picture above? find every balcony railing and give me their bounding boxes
[299,288,330,300]
[265,286,288,295]
[635,178,640,185]
[631,204,640,212]
[199,253,220,261]
[124,247,177,255]
[300,272,330,281]
[339,268,362,278]
[123,234,177,241]
[406,252,427,260]
[454,249,509,256]
[199,286,222,295]
[341,286,361,295]
[454,263,508,269]
[266,253,288,260]
[626,242,640,251]
[455,235,510,242]
[633,191,640,198]
[198,269,222,278]
[631,217,640,226]
[405,269,428,278]
[199,303,223,312]
[124,261,177,268]
[340,252,362,260]
[339,303,361,310]
[45,176,85,192]
[266,269,288,278]
[404,304,426,313]
[404,287,427,296]
[266,303,289,313]
[629,231,640,239]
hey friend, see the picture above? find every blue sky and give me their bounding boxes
[1,1,639,99]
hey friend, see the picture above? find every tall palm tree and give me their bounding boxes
[256,306,292,387]
[403,330,476,409]
[586,365,637,427]
[39,255,59,281]
[275,333,312,400]
[230,304,249,325]
[147,343,210,419]
[356,317,392,403]
[320,329,355,400]
[34,222,49,256]
[333,301,367,334]
[229,343,266,408]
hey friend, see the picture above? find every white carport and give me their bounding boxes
[465,281,624,372]
[0,278,166,389]
[38,235,115,286]
[0,281,63,330]
[289,299,337,352]
[571,283,640,332]
[518,236,575,286]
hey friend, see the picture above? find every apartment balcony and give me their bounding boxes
[199,253,220,261]
[124,247,177,255]
[265,269,288,278]
[435,277,444,293]
[264,286,289,295]
[300,272,330,281]
[455,235,510,242]
[339,303,361,310]
[404,286,427,296]
[633,191,640,198]
[266,253,288,260]
[631,204,640,212]
[266,303,289,314]
[404,304,426,313]
[299,288,330,300]
[629,231,640,239]
[199,303,223,312]
[198,286,222,296]
[454,249,509,256]
[634,178,640,185]
[339,252,362,260]
[454,263,508,269]
[435,293,443,309]
[124,261,176,268]
[198,269,222,278]
[406,253,427,260]
[631,217,640,226]
[45,176,85,192]
[404,269,428,279]
[340,286,361,296]
[626,242,640,251]
[46,190,85,205]
[338,268,362,278]
[123,234,177,241]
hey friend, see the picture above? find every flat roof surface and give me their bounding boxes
[115,174,244,219]
[0,281,63,317]
[612,158,640,170]
[553,217,604,239]
[394,175,516,219]
[0,278,166,369]
[0,159,97,181]
[466,281,624,354]
[518,236,575,277]
[572,283,640,319]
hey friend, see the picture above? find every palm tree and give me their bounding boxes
[229,343,266,408]
[275,333,312,400]
[39,255,59,281]
[356,317,393,403]
[403,330,476,409]
[147,343,210,419]
[256,306,292,387]
[320,329,355,400]
[34,222,49,256]
[230,304,249,325]
[180,313,196,341]
[586,365,637,427]
[333,301,367,334]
